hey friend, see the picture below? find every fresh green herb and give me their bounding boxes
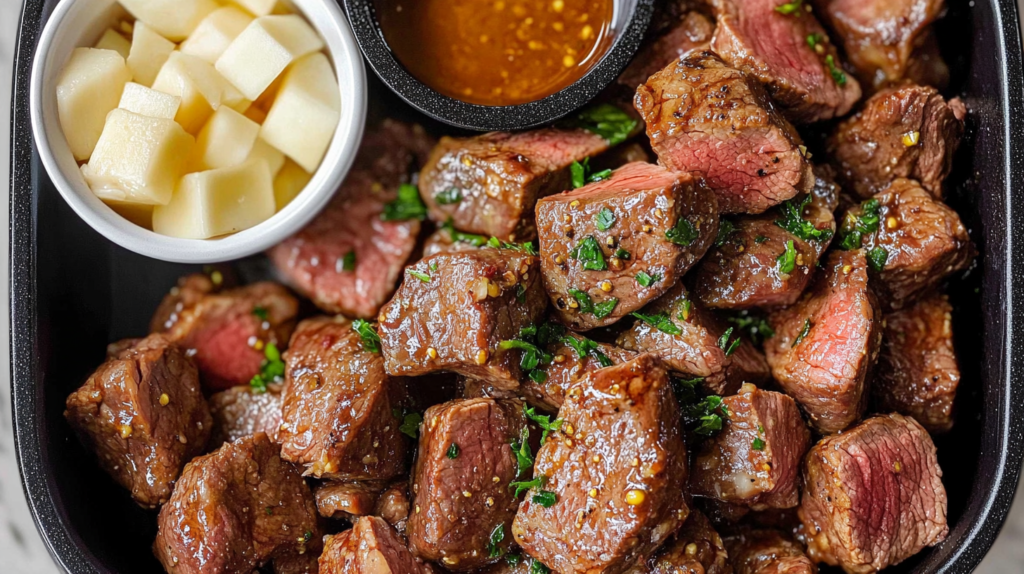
[589,168,612,182]
[535,322,567,345]
[755,235,769,244]
[758,424,765,434]
[381,183,427,221]
[486,236,539,255]
[407,269,431,283]
[303,530,313,543]
[635,270,661,288]
[510,427,534,477]
[442,219,489,247]
[532,490,558,507]
[252,306,269,321]
[614,247,631,260]
[806,33,823,48]
[530,559,552,574]
[666,217,699,246]
[265,506,274,515]
[561,334,613,367]
[774,0,803,15]
[435,187,463,205]
[825,54,847,86]
[775,195,834,242]
[398,411,422,438]
[525,405,564,445]
[569,289,595,313]
[728,312,775,345]
[687,395,729,437]
[715,219,737,247]
[528,369,548,383]
[777,240,798,274]
[671,376,704,405]
[429,261,439,273]
[352,319,381,353]
[505,554,523,566]
[249,342,284,394]
[340,251,357,272]
[752,437,766,451]
[488,524,505,557]
[447,443,460,459]
[569,104,638,145]
[593,298,618,319]
[678,299,693,321]
[632,311,682,336]
[867,246,889,272]
[570,236,607,271]
[498,339,553,382]
[516,283,527,303]
[510,475,545,498]
[792,319,812,348]
[595,208,616,231]
[717,327,742,356]
[837,199,882,250]
[570,160,587,189]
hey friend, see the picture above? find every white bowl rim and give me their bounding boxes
[29,0,367,264]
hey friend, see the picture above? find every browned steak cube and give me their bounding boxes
[644,509,731,574]
[512,355,690,573]
[618,9,715,89]
[618,282,770,396]
[315,481,385,520]
[378,248,547,390]
[156,280,299,392]
[208,383,283,447]
[813,0,947,92]
[537,162,718,330]
[407,398,527,570]
[691,385,811,510]
[711,0,862,124]
[150,272,216,332]
[636,52,813,215]
[723,529,816,574]
[874,292,960,433]
[279,316,409,480]
[422,227,485,257]
[848,179,975,308]
[799,414,948,573]
[319,516,437,574]
[828,85,966,199]
[765,249,882,434]
[691,167,839,309]
[526,338,638,412]
[376,481,411,534]
[154,433,322,574]
[418,127,615,241]
[65,334,210,508]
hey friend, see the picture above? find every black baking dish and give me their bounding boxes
[9,0,1024,572]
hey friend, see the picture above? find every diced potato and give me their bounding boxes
[119,82,181,119]
[118,0,219,41]
[94,29,131,59]
[153,159,276,238]
[273,158,311,209]
[215,15,324,101]
[127,22,176,87]
[110,202,154,228]
[81,109,195,206]
[260,52,339,172]
[191,107,261,171]
[56,48,132,161]
[249,138,285,177]
[230,0,279,17]
[179,7,254,64]
[152,52,250,134]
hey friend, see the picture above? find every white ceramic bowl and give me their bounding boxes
[30,0,367,263]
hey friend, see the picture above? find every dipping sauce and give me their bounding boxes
[376,0,614,106]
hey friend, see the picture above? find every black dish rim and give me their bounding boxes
[342,0,656,131]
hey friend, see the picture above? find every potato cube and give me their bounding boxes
[119,82,181,119]
[94,29,131,59]
[191,107,261,171]
[56,48,132,161]
[215,15,324,100]
[118,0,219,41]
[260,52,339,172]
[249,138,285,177]
[152,52,250,134]
[127,22,176,87]
[82,109,195,206]
[231,0,279,17]
[273,158,311,209]
[179,7,254,64]
[153,159,276,238]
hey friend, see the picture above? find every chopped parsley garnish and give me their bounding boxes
[532,490,558,507]
[806,33,823,48]
[525,405,563,445]
[715,219,737,247]
[561,334,614,367]
[775,195,834,242]
[590,168,612,182]
[687,395,730,437]
[678,299,693,321]
[498,338,553,383]
[510,475,545,498]
[632,311,682,336]
[568,289,617,319]
[407,269,431,283]
[569,103,638,145]
[777,240,797,274]
[487,236,539,255]
[340,251,356,272]
[569,158,613,189]
[446,443,460,459]
[671,376,704,405]
[752,437,766,451]
[429,261,439,273]
[530,561,552,574]
[252,306,269,321]
[825,55,847,86]
[867,246,889,272]
[717,327,741,356]
[837,199,882,250]
[593,298,618,319]
[635,271,661,287]
[396,410,422,438]
[435,187,463,205]
[792,319,812,348]
[728,312,775,345]
[511,427,535,477]
[755,235,769,244]
[614,247,631,260]
[595,208,616,231]
[381,183,427,221]
[249,342,284,394]
[265,506,274,515]
[666,217,699,246]
[570,236,607,271]
[774,0,803,15]
[303,530,313,543]
[441,219,489,247]
[488,524,505,557]
[352,319,381,353]
[505,553,523,566]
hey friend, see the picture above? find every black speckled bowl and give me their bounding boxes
[343,0,655,131]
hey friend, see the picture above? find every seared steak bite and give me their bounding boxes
[723,528,817,574]
[537,162,718,330]
[154,433,322,574]
[278,316,409,480]
[319,516,436,574]
[636,52,813,215]
[765,250,882,434]
[828,85,966,199]
[692,167,840,309]
[407,398,527,570]
[845,179,974,308]
[528,338,638,412]
[375,482,411,533]
[378,248,547,390]
[691,385,811,510]
[813,0,948,92]
[315,481,386,521]
[418,125,618,241]
[618,9,715,89]
[711,0,862,124]
[150,272,216,333]
[618,282,769,396]
[422,226,485,257]
[644,509,731,574]
[874,292,960,433]
[156,280,299,391]
[799,414,948,573]
[65,334,211,508]
[208,383,283,447]
[512,355,690,574]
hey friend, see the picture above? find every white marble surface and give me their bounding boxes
[0,0,1023,572]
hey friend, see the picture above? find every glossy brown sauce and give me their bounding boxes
[376,0,614,106]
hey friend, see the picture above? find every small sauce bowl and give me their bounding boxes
[30,0,368,264]
[344,0,654,131]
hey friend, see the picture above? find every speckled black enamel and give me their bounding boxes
[343,0,655,131]
[9,1,1024,573]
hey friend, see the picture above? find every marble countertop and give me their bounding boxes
[1,0,1022,572]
